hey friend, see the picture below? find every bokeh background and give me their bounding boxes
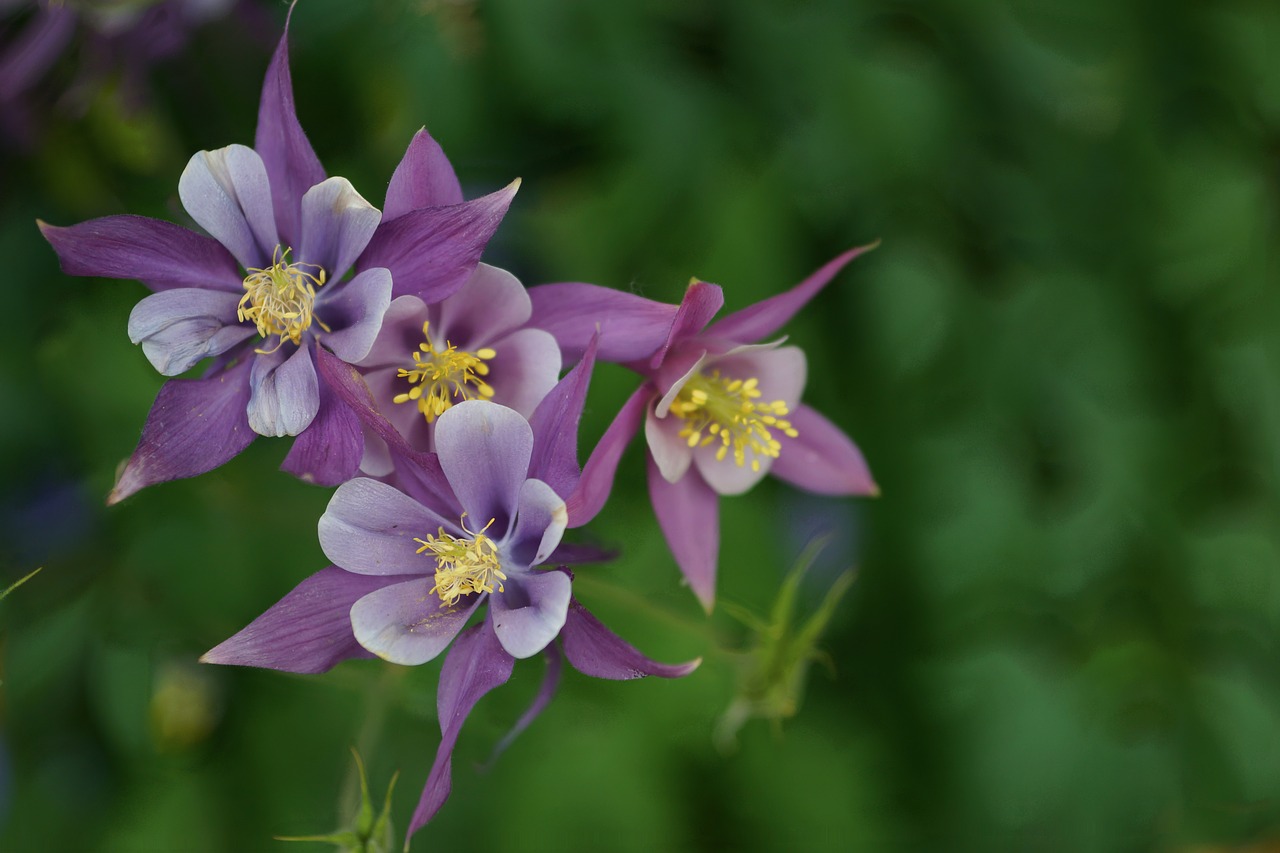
[2,0,1278,850]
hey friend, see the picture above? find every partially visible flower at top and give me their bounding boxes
[355,262,561,475]
[527,245,880,610]
[38,8,516,501]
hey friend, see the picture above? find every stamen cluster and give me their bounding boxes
[669,369,799,471]
[238,246,329,352]
[415,517,505,606]
[394,321,496,423]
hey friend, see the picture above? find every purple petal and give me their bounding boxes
[770,404,878,496]
[318,477,454,576]
[247,344,319,437]
[384,127,464,220]
[432,263,531,346]
[527,282,679,365]
[490,570,571,659]
[254,21,326,249]
[526,333,596,498]
[484,644,561,768]
[200,566,399,673]
[358,182,519,303]
[0,4,75,100]
[564,384,649,528]
[350,578,480,665]
[356,294,428,370]
[645,397,694,483]
[546,541,618,564]
[409,620,514,836]
[317,266,393,364]
[704,244,879,343]
[127,288,254,376]
[298,177,382,283]
[649,280,723,368]
[108,358,255,504]
[561,597,702,679]
[647,456,719,612]
[38,216,243,293]
[434,401,533,533]
[485,328,562,418]
[505,479,567,568]
[281,361,364,485]
[178,145,278,270]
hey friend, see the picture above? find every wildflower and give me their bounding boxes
[39,10,515,500]
[356,263,561,475]
[528,246,880,609]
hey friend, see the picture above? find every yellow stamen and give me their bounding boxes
[394,321,496,423]
[667,369,798,468]
[238,246,329,353]
[415,515,505,607]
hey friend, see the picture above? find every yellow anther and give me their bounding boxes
[238,246,329,353]
[415,516,505,607]
[667,368,799,468]
[395,321,497,423]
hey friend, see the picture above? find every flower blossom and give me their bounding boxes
[528,246,880,609]
[38,12,515,501]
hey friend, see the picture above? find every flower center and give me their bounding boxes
[393,321,496,423]
[238,246,329,353]
[415,516,505,607]
[668,369,798,471]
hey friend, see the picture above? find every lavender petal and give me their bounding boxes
[505,478,567,569]
[298,177,382,283]
[561,597,702,679]
[280,367,364,485]
[647,456,719,612]
[432,263,532,346]
[527,282,680,365]
[490,569,572,660]
[246,344,319,437]
[770,404,878,496]
[350,578,479,665]
[644,400,694,484]
[525,333,595,498]
[127,288,254,376]
[434,401,533,534]
[318,477,455,576]
[178,144,278,269]
[316,266,393,364]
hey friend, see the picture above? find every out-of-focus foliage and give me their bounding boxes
[1,0,1276,851]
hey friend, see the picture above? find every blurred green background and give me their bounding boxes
[2,0,1277,850]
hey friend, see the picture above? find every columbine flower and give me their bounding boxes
[355,263,561,475]
[38,10,515,500]
[203,361,698,840]
[528,246,880,610]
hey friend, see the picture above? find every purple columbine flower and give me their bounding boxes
[527,246,880,610]
[38,10,516,501]
[355,262,562,475]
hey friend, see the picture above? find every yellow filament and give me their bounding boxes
[238,246,329,353]
[415,516,505,606]
[393,321,496,423]
[667,369,798,470]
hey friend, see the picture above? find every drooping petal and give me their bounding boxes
[484,328,561,418]
[645,401,693,483]
[127,288,254,376]
[526,333,596,500]
[108,358,255,504]
[704,243,879,343]
[505,478,567,569]
[246,344,319,437]
[318,477,455,576]
[358,182,519,303]
[527,282,680,365]
[356,294,428,370]
[434,401,533,534]
[350,578,480,665]
[38,216,243,293]
[298,177,382,283]
[383,127,464,220]
[280,359,363,485]
[200,566,399,673]
[178,144,278,270]
[409,620,514,836]
[647,456,719,612]
[490,570,572,660]
[315,266,392,364]
[561,598,702,679]
[484,644,561,768]
[648,279,724,368]
[564,384,648,527]
[769,404,878,496]
[254,20,326,249]
[431,263,531,346]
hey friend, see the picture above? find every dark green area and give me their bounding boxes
[1,0,1277,850]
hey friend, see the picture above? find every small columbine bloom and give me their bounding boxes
[528,245,880,609]
[355,263,561,474]
[38,11,515,500]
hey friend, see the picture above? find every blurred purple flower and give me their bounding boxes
[39,11,515,500]
[528,246,880,609]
